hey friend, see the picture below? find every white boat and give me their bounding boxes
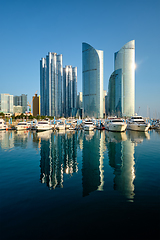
[36,120,52,132]
[0,118,7,130]
[83,120,94,131]
[155,123,160,130]
[106,118,127,132]
[30,120,37,130]
[127,116,150,132]
[65,122,71,129]
[154,120,160,130]
[68,125,75,130]
[15,122,30,131]
[56,122,65,131]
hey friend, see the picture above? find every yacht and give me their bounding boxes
[65,122,71,130]
[15,122,30,131]
[30,120,37,130]
[83,120,94,131]
[155,121,160,130]
[127,116,150,132]
[56,122,65,131]
[0,118,7,130]
[68,125,75,131]
[106,118,127,132]
[36,120,52,132]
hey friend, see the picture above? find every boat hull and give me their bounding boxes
[57,127,65,131]
[108,123,127,132]
[36,126,52,132]
[15,126,30,131]
[127,124,150,132]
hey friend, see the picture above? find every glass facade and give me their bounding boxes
[107,40,135,117]
[114,40,135,117]
[108,72,115,116]
[63,65,77,117]
[40,58,47,116]
[108,69,122,116]
[13,94,27,113]
[40,53,63,117]
[82,43,103,118]
[0,93,13,114]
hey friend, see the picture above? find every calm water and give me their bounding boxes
[0,129,159,240]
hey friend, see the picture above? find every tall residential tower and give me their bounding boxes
[63,65,77,117]
[0,93,13,114]
[40,52,63,117]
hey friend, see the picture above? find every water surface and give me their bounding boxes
[0,129,159,239]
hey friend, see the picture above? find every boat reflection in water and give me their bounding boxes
[106,130,150,202]
[39,131,78,190]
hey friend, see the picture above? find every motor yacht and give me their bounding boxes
[83,120,94,131]
[154,120,160,130]
[0,118,7,130]
[36,120,52,132]
[68,125,75,130]
[106,118,127,132]
[30,120,37,130]
[127,116,150,132]
[15,122,30,131]
[56,122,65,131]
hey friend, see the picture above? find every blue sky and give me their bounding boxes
[0,0,160,118]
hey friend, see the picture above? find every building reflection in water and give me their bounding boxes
[106,130,150,202]
[39,131,78,190]
[0,129,150,198]
[82,131,106,197]
[0,130,30,149]
[0,131,14,149]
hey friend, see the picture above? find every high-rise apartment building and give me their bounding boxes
[82,43,103,118]
[32,94,40,116]
[40,52,63,117]
[13,94,27,113]
[108,40,135,117]
[0,93,13,114]
[63,65,77,117]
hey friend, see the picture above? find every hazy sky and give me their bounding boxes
[0,0,160,118]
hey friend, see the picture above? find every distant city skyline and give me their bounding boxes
[0,0,159,118]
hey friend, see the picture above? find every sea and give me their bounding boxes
[0,129,159,240]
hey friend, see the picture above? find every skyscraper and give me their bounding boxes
[13,94,27,113]
[40,52,63,117]
[82,43,103,118]
[63,65,77,117]
[0,93,13,114]
[32,94,40,116]
[108,40,135,117]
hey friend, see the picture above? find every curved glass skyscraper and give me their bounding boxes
[82,43,103,118]
[114,40,135,117]
[108,69,122,116]
[107,40,135,117]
